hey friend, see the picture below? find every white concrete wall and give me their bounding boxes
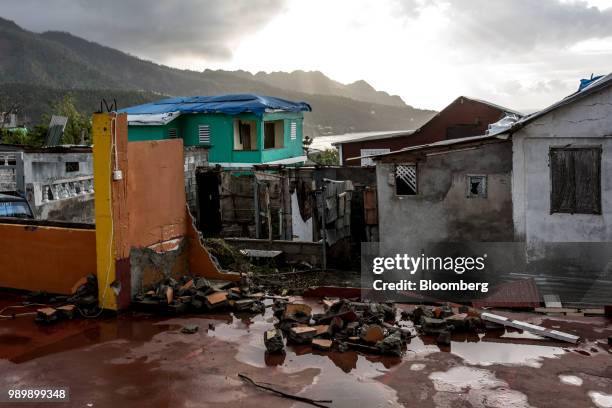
[23,152,93,185]
[512,86,612,245]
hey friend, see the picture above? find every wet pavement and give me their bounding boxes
[1,294,611,407]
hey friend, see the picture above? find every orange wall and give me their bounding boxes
[0,223,96,294]
[126,140,187,250]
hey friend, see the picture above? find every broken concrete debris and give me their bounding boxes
[56,304,77,320]
[264,329,285,354]
[35,307,59,324]
[181,324,199,334]
[31,274,99,324]
[375,331,403,356]
[282,303,312,323]
[288,326,318,344]
[360,324,385,343]
[265,299,415,356]
[312,338,333,351]
[133,274,265,315]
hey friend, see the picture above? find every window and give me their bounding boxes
[65,162,79,173]
[264,120,284,149]
[550,147,601,214]
[198,124,210,144]
[290,121,297,140]
[466,175,487,198]
[395,164,417,195]
[1,154,16,166]
[168,128,178,138]
[234,120,257,151]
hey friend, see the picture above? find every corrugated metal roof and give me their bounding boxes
[330,130,415,146]
[356,133,509,162]
[461,96,524,117]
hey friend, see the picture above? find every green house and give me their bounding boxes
[122,94,311,167]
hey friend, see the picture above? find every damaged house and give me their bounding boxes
[371,74,612,305]
[373,131,516,256]
[508,73,612,287]
[337,96,521,166]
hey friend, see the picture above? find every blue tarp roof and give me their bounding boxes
[120,93,312,117]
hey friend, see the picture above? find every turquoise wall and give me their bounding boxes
[127,111,305,165]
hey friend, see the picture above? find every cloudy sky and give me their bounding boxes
[3,0,612,111]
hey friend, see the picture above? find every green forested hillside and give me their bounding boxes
[0,17,436,136]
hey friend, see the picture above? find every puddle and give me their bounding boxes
[429,366,531,408]
[202,309,402,408]
[589,391,612,408]
[405,332,565,367]
[429,366,505,392]
[449,338,565,367]
[6,316,181,363]
[559,374,583,386]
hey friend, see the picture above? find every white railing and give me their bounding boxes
[29,176,94,207]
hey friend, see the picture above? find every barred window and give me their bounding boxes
[395,164,417,195]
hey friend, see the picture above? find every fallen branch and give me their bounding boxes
[238,373,332,408]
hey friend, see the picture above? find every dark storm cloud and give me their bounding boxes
[1,0,288,61]
[447,0,612,51]
[396,0,612,52]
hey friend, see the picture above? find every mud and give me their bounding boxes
[1,293,611,407]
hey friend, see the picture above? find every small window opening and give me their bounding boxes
[66,162,79,173]
[467,175,487,198]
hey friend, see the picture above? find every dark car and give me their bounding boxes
[0,192,34,219]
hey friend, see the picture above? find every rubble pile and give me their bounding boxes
[132,274,266,315]
[34,274,99,323]
[408,305,487,346]
[264,299,417,356]
[261,301,524,356]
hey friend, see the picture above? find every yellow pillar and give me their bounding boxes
[92,113,117,310]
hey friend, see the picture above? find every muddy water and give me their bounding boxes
[163,302,573,408]
[170,307,403,407]
[2,293,602,408]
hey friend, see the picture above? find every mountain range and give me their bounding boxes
[0,17,436,136]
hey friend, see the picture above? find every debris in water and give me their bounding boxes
[181,324,199,334]
[264,329,285,354]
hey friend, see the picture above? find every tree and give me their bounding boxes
[308,148,339,166]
